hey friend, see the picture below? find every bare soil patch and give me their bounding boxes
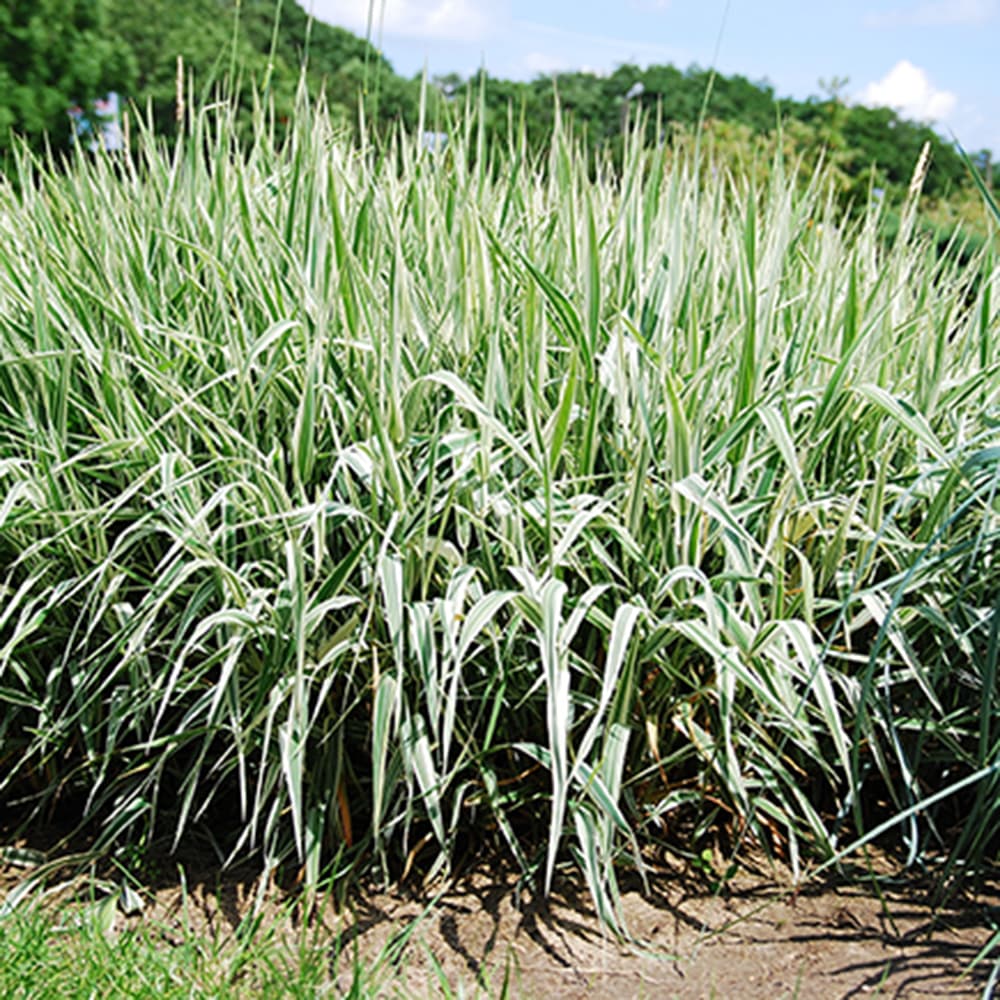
[2,827,996,998]
[321,860,997,998]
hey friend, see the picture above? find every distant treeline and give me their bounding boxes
[1,0,993,208]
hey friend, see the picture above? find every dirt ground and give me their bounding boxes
[3,832,997,999]
[314,859,999,998]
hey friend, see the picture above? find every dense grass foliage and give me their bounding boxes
[0,97,997,920]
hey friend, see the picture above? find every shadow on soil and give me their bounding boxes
[2,814,997,998]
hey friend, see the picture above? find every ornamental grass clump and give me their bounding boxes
[0,89,996,920]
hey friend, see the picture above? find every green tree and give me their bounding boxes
[104,0,414,140]
[106,0,284,137]
[235,0,388,77]
[0,0,134,154]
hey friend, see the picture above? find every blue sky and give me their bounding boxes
[307,0,999,155]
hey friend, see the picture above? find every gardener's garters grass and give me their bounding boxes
[0,88,996,927]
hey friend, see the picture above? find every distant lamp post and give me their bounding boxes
[622,81,645,134]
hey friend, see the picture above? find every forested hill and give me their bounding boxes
[0,1,394,150]
[1,0,993,208]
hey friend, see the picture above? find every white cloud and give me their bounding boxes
[309,0,499,42]
[865,0,997,27]
[858,60,957,122]
[521,50,617,78]
[522,52,571,76]
[513,19,689,63]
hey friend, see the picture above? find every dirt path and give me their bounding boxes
[3,832,996,998]
[320,863,996,998]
